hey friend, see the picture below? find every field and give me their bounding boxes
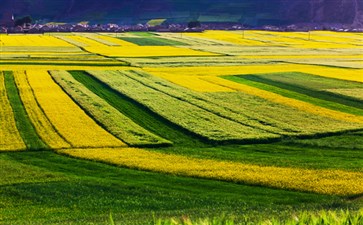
[0,31,362,224]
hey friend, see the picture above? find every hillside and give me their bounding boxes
[0,31,362,223]
[0,0,362,27]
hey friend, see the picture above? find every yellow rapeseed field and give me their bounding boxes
[58,148,363,196]
[184,30,268,46]
[184,30,360,48]
[0,65,134,71]
[0,34,74,47]
[85,46,220,57]
[145,64,363,83]
[26,70,126,148]
[0,71,26,151]
[154,74,235,92]
[13,71,71,149]
[239,31,359,48]
[65,35,107,47]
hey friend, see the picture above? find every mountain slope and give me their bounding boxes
[0,0,362,27]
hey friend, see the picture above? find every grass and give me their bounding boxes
[0,151,357,225]
[118,37,188,46]
[3,71,47,150]
[223,75,363,116]
[150,210,363,225]
[129,32,158,37]
[69,71,206,147]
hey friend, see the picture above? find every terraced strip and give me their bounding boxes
[314,31,363,44]
[26,70,125,148]
[243,72,363,103]
[58,148,363,196]
[0,61,129,67]
[203,76,363,125]
[187,46,334,56]
[286,64,355,78]
[246,72,363,90]
[118,36,188,46]
[64,35,108,47]
[184,30,269,46]
[0,65,134,71]
[144,64,363,83]
[78,34,120,46]
[0,72,26,151]
[238,75,363,115]
[13,71,71,149]
[120,56,268,67]
[51,70,171,147]
[155,75,235,92]
[96,34,138,46]
[84,46,220,57]
[241,31,358,48]
[121,71,295,135]
[0,46,83,53]
[157,32,231,46]
[88,70,279,143]
[126,70,362,136]
[68,71,205,147]
[326,88,363,101]
[54,35,89,47]
[266,31,362,46]
[0,35,74,47]
[281,59,363,69]
[3,71,47,150]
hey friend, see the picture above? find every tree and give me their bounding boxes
[14,16,33,27]
[188,20,201,29]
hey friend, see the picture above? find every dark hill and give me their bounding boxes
[0,0,362,27]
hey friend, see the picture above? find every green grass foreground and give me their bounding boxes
[147,210,363,225]
[1,151,361,225]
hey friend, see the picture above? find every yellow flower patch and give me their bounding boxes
[0,71,26,151]
[26,70,126,148]
[13,71,71,149]
[85,46,220,57]
[58,148,363,196]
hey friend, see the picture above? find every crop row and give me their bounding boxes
[145,64,363,83]
[117,70,301,135]
[121,70,363,136]
[13,71,71,149]
[0,35,74,47]
[208,76,363,125]
[69,70,206,147]
[50,70,171,147]
[84,46,219,57]
[26,70,125,148]
[0,71,26,151]
[87,70,279,143]
[185,31,360,49]
[240,73,363,111]
[4,71,47,150]
[245,72,363,102]
[58,147,363,196]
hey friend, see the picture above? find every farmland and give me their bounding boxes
[0,31,362,224]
